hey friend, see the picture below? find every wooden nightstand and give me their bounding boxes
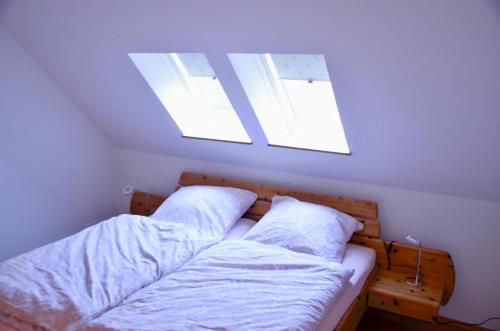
[368,269,444,321]
[367,241,455,322]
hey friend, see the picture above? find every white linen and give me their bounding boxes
[0,214,223,331]
[316,243,376,331]
[243,196,363,263]
[225,220,376,331]
[225,222,376,331]
[151,185,257,235]
[224,217,257,239]
[0,217,257,331]
[81,240,354,331]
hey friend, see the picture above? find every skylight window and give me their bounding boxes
[129,53,251,143]
[228,54,349,154]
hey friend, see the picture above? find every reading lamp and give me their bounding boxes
[405,234,422,287]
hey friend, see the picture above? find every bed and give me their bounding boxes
[0,172,387,331]
[127,172,387,331]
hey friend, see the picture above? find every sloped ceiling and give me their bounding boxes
[1,0,499,202]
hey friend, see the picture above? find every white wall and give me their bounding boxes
[115,147,500,329]
[3,0,500,202]
[0,26,116,261]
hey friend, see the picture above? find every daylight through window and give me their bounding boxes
[129,53,251,143]
[228,53,349,153]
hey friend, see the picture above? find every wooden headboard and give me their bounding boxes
[130,172,388,266]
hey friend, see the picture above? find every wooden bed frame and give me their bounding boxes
[130,172,388,331]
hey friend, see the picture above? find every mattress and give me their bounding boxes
[316,243,376,330]
[225,217,257,239]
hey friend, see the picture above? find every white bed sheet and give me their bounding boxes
[225,217,257,239]
[227,220,376,331]
[316,243,376,331]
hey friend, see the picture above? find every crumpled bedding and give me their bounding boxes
[81,239,354,331]
[0,214,222,331]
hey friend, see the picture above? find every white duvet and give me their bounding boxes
[81,240,354,331]
[0,214,222,331]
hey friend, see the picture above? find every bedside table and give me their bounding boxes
[367,241,455,322]
[368,269,444,321]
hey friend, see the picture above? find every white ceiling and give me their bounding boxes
[1,0,499,202]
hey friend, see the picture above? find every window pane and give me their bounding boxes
[228,53,349,153]
[129,53,251,143]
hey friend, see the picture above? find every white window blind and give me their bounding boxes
[129,53,251,143]
[228,53,349,153]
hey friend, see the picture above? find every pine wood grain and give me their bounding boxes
[386,241,455,304]
[337,267,378,331]
[350,237,388,268]
[179,172,379,220]
[131,172,382,239]
[368,269,444,321]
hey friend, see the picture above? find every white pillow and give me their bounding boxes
[242,196,363,262]
[151,186,257,237]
